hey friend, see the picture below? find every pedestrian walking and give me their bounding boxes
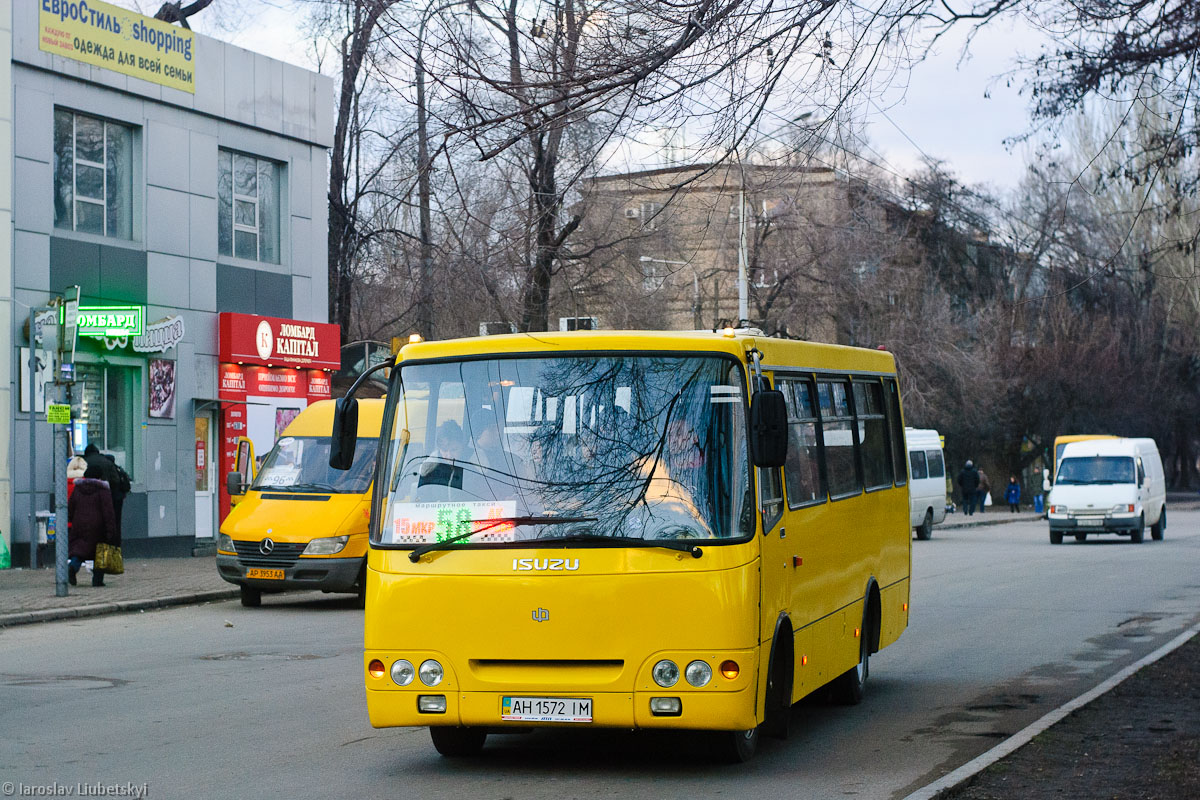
[977,468,992,514]
[957,460,981,515]
[67,476,116,587]
[1005,476,1021,513]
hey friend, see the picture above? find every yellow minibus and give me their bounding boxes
[332,331,911,761]
[217,399,383,607]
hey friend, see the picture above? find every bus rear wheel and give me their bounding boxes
[716,727,759,763]
[832,633,869,705]
[430,727,487,757]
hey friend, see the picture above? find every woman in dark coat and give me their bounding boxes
[68,477,117,586]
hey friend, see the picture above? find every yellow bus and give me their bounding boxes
[332,330,911,761]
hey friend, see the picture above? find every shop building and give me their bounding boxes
[5,0,334,562]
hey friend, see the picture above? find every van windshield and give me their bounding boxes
[254,436,379,494]
[1056,456,1135,485]
[377,354,752,547]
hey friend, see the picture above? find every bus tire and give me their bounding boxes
[355,564,367,609]
[1074,533,1087,542]
[717,727,759,763]
[833,631,869,705]
[1131,515,1145,544]
[1049,530,1063,545]
[1151,508,1165,541]
[430,727,487,757]
[915,510,933,541]
[763,636,793,740]
[240,585,261,607]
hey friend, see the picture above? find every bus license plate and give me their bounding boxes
[501,696,592,723]
[1077,519,1103,527]
[246,568,284,579]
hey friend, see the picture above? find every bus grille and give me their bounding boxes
[233,540,307,568]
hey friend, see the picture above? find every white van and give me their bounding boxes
[906,428,947,540]
[1047,438,1166,544]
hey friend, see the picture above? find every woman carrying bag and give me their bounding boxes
[68,477,117,587]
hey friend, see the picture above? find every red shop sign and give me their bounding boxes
[219,312,341,370]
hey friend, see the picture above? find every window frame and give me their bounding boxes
[884,377,907,487]
[53,108,136,240]
[909,449,929,480]
[218,148,283,264]
[818,377,864,501]
[854,378,895,493]
[777,375,828,510]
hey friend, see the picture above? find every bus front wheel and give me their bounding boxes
[240,585,261,607]
[716,727,759,763]
[832,634,869,705]
[430,727,486,757]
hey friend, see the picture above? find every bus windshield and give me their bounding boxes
[377,355,752,547]
[254,435,379,494]
[1056,456,1135,485]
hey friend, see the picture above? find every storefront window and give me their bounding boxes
[53,109,134,239]
[75,363,138,478]
[218,149,281,263]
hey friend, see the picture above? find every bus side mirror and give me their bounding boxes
[750,389,787,468]
[226,471,245,499]
[329,396,360,471]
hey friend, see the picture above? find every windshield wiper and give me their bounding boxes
[539,532,706,558]
[408,516,597,562]
[273,482,339,493]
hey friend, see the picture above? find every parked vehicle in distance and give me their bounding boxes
[217,399,384,607]
[1047,438,1166,544]
[906,428,947,540]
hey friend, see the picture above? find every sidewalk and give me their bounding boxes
[0,554,238,627]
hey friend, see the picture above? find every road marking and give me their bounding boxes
[901,622,1200,800]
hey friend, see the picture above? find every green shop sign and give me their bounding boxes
[74,305,144,337]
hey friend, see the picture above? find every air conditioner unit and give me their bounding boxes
[625,208,639,219]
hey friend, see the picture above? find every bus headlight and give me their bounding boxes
[419,659,444,686]
[302,535,349,555]
[217,533,236,553]
[652,660,679,687]
[391,659,415,686]
[685,660,713,687]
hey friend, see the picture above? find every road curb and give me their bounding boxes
[900,623,1200,800]
[0,588,241,628]
[939,514,1042,530]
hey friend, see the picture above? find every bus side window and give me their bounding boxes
[818,380,862,499]
[884,378,906,486]
[779,377,824,507]
[854,381,891,490]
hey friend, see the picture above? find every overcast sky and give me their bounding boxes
[187,2,1042,193]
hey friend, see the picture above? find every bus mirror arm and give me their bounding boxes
[226,471,245,497]
[329,360,392,471]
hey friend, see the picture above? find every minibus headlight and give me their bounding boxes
[1110,504,1134,514]
[217,533,236,553]
[391,659,415,686]
[419,659,444,686]
[1050,505,1067,515]
[685,661,713,687]
[652,660,679,688]
[302,535,349,555]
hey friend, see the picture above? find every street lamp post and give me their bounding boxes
[639,256,699,329]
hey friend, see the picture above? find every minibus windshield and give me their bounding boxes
[377,355,752,547]
[254,436,379,493]
[1055,456,1135,485]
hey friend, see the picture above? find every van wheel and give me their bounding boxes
[354,564,367,609]
[1049,530,1063,545]
[240,585,262,607]
[1131,515,1145,543]
[429,727,487,756]
[1074,533,1087,542]
[915,510,933,541]
[1151,508,1166,541]
[716,727,760,763]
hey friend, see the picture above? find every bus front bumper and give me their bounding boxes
[217,554,364,593]
[365,685,759,731]
[1048,515,1140,534]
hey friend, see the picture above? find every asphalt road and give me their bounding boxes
[2,511,1198,800]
